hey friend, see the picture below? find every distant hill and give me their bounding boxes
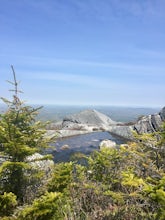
[0,103,160,123]
[63,109,117,126]
[35,105,160,123]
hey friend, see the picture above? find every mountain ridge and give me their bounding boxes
[47,106,165,139]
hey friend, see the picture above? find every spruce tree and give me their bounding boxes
[0,66,54,203]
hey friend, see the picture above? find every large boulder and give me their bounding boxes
[109,125,133,140]
[99,139,116,149]
[26,153,54,176]
[0,153,54,172]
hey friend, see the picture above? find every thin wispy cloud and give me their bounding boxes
[0,0,165,106]
[22,70,164,92]
[3,52,165,69]
[4,55,164,76]
[68,0,165,22]
[23,71,120,89]
[22,0,165,27]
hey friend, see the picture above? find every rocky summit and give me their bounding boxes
[48,109,118,138]
[49,107,165,140]
[62,109,117,128]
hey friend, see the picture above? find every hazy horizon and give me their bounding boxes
[0,102,162,127]
[0,101,163,109]
[1,103,160,123]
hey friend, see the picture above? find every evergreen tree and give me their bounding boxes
[0,66,54,203]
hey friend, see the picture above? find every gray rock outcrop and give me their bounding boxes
[49,109,118,138]
[62,109,117,129]
[133,107,165,134]
[109,107,165,138]
[99,139,116,149]
[160,107,165,121]
[26,153,54,176]
[109,125,133,140]
[49,107,165,140]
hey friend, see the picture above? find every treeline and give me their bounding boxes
[0,70,165,219]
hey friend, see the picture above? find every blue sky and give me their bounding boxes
[0,0,165,107]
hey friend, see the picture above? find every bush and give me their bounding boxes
[0,192,17,217]
[18,192,64,220]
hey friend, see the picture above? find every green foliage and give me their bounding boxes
[159,122,165,145]
[48,162,74,193]
[143,174,165,219]
[121,169,144,187]
[0,103,52,161]
[0,68,54,203]
[88,147,122,186]
[18,192,64,220]
[0,161,29,199]
[134,128,165,170]
[45,126,165,219]
[0,192,17,217]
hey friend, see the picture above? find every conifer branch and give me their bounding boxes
[10,65,23,107]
